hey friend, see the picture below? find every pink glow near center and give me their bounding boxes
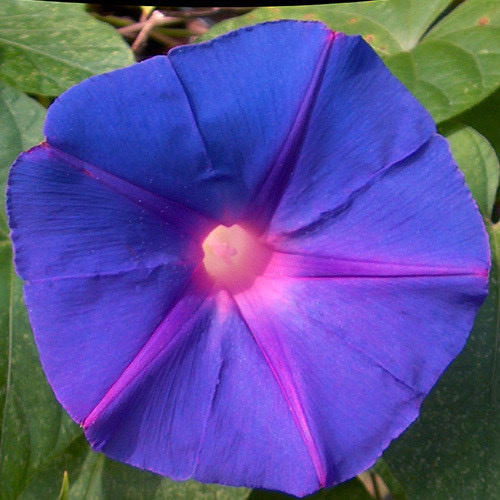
[202,224,272,293]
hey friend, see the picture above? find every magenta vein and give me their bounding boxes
[233,293,327,488]
[248,30,336,229]
[82,271,210,430]
[264,251,489,279]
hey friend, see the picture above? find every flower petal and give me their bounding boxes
[233,270,487,488]
[168,20,333,223]
[43,55,231,221]
[270,136,490,274]
[192,292,317,496]
[24,265,195,423]
[44,21,338,224]
[83,290,318,495]
[268,34,436,234]
[7,144,202,281]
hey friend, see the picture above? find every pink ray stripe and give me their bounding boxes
[264,251,489,279]
[83,273,211,429]
[233,291,327,488]
[42,142,215,239]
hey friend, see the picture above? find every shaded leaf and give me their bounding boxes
[69,451,251,500]
[441,123,499,217]
[0,0,134,96]
[371,459,406,500]
[201,0,499,122]
[0,245,81,499]
[456,87,500,159]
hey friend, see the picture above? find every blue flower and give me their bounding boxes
[6,21,489,497]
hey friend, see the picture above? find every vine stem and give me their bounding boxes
[370,471,383,500]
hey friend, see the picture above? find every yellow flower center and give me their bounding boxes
[202,224,271,293]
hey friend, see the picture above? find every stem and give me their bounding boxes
[92,13,134,29]
[370,471,383,500]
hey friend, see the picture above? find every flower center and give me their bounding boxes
[202,224,271,293]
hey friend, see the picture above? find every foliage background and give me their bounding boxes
[0,1,498,499]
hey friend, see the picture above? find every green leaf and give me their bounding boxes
[0,0,134,96]
[455,87,500,159]
[385,219,500,497]
[199,0,454,55]
[67,450,250,500]
[370,459,406,500]
[201,0,499,122]
[0,81,45,234]
[0,245,82,499]
[403,0,500,122]
[441,123,500,217]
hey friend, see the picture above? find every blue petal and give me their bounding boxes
[7,145,202,281]
[83,290,318,495]
[270,136,490,274]
[44,21,335,224]
[192,292,317,495]
[234,270,487,488]
[268,34,436,234]
[25,266,194,422]
[167,20,333,223]
[43,55,235,222]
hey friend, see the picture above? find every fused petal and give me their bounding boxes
[25,265,195,422]
[84,290,319,496]
[234,271,487,488]
[269,34,436,235]
[44,21,336,224]
[4,19,491,499]
[43,55,234,222]
[270,136,490,274]
[7,144,202,281]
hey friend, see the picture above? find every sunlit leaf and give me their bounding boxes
[0,0,134,95]
[442,123,500,218]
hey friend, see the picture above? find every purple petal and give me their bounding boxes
[233,270,487,488]
[168,21,333,224]
[43,55,231,222]
[270,136,490,274]
[268,34,436,235]
[192,292,317,495]
[25,265,196,422]
[44,21,338,225]
[7,144,202,281]
[82,277,216,481]
[83,290,317,495]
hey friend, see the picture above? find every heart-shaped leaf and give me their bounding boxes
[442,123,500,218]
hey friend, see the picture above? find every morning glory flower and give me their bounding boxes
[6,20,489,497]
